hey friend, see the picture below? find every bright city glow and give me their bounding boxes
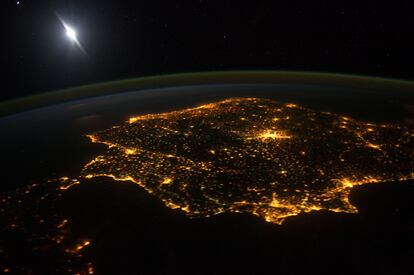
[81,97,414,225]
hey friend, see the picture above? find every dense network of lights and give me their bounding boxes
[1,97,413,273]
[81,97,414,224]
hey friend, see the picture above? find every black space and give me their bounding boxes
[1,1,414,102]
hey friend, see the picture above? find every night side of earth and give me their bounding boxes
[1,73,414,275]
[82,97,414,224]
[3,0,414,274]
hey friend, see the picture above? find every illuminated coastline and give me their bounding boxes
[81,97,414,224]
[1,97,413,273]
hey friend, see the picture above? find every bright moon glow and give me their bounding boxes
[56,13,87,55]
[65,26,77,41]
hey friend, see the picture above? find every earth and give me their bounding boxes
[0,71,414,274]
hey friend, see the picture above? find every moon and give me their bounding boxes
[56,13,87,55]
[65,25,77,42]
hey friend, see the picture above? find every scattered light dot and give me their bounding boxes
[366,143,381,150]
[257,130,292,140]
[125,149,137,155]
[162,178,173,185]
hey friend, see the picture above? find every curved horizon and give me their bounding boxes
[1,70,414,117]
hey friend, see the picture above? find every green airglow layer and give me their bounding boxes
[1,71,414,117]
